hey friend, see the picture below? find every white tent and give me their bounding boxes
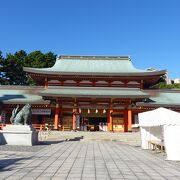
[138,107,180,161]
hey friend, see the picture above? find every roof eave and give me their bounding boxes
[23,67,166,77]
[1,100,50,105]
[40,93,149,99]
[136,102,180,108]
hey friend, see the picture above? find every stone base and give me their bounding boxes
[0,125,38,146]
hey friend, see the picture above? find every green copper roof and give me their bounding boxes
[40,86,149,98]
[23,55,166,76]
[0,86,49,104]
[137,90,180,107]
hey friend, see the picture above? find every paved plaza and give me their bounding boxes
[1,137,180,180]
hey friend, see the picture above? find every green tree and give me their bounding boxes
[0,51,5,84]
[0,50,57,85]
[25,51,56,68]
[1,50,27,85]
[25,51,56,85]
[151,82,180,89]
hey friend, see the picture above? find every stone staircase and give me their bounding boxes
[40,131,141,146]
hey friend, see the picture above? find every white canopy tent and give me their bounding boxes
[138,107,180,161]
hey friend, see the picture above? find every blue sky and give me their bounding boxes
[0,0,179,79]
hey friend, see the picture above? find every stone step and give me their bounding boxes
[43,131,141,145]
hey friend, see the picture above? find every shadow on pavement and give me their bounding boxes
[66,136,84,141]
[0,157,30,171]
[39,140,64,145]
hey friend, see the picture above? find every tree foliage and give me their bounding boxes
[0,50,57,85]
[151,82,180,89]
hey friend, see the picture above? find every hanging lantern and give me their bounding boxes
[95,109,98,113]
[79,108,81,113]
[103,109,106,114]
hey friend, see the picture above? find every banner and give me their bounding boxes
[32,109,51,115]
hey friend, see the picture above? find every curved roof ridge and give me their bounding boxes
[59,55,131,60]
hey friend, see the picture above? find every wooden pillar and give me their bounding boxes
[92,81,96,86]
[44,77,48,89]
[107,109,113,132]
[108,81,112,87]
[140,80,144,89]
[72,108,76,131]
[59,108,62,131]
[128,109,132,131]
[76,81,80,86]
[54,103,59,130]
[124,80,128,87]
[124,110,128,132]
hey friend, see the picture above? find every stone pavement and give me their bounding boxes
[1,140,180,180]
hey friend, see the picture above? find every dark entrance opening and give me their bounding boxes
[80,116,107,131]
[88,117,107,125]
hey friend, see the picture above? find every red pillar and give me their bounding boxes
[44,77,48,89]
[54,103,59,130]
[72,108,76,131]
[124,110,128,132]
[140,80,144,89]
[59,108,62,131]
[128,109,132,131]
[107,109,113,131]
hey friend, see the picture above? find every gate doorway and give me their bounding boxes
[80,114,107,131]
